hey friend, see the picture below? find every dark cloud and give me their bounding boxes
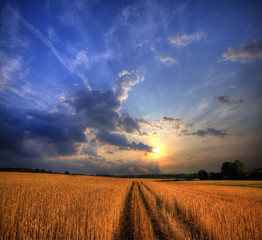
[220,40,262,63]
[162,116,181,122]
[71,89,120,132]
[214,94,243,105]
[182,128,228,138]
[71,89,142,134]
[0,70,154,174]
[26,109,87,155]
[96,131,153,152]
[0,105,87,157]
[0,104,26,155]
[118,113,140,133]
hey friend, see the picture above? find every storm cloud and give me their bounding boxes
[0,70,154,173]
[0,105,87,157]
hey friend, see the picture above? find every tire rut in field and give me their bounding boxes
[137,182,169,240]
[141,182,210,240]
[114,181,135,240]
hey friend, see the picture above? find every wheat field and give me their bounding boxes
[0,172,261,240]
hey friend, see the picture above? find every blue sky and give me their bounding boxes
[1,0,262,174]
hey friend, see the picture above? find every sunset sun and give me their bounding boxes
[153,147,161,155]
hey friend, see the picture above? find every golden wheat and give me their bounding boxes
[1,173,261,240]
[143,180,262,240]
[0,172,132,240]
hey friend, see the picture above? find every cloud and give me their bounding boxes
[136,118,155,128]
[71,89,120,132]
[26,109,87,155]
[56,157,160,175]
[81,145,99,157]
[220,40,262,63]
[0,5,29,49]
[0,104,27,155]
[0,105,86,157]
[168,30,206,47]
[214,94,244,105]
[114,159,161,175]
[157,116,182,130]
[182,128,228,138]
[113,70,142,101]
[0,70,151,161]
[161,116,181,122]
[95,131,153,152]
[159,55,179,65]
[3,6,92,91]
[0,52,23,91]
[118,113,140,134]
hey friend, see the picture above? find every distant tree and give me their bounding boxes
[209,172,223,180]
[64,171,70,175]
[198,170,209,180]
[221,160,244,179]
[248,168,262,180]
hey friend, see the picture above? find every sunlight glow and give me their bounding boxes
[147,137,167,160]
[153,147,161,155]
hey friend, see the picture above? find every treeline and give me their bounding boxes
[0,167,72,175]
[198,160,262,180]
[114,173,198,179]
[1,161,261,180]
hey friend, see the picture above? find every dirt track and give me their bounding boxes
[114,181,207,240]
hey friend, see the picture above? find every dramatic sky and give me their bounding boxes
[1,0,262,175]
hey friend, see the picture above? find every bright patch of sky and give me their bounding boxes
[1,0,262,174]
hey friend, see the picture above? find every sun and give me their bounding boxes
[152,147,161,155]
[147,137,167,159]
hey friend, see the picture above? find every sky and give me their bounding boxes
[0,0,262,175]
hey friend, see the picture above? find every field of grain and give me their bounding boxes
[0,172,132,240]
[1,173,262,240]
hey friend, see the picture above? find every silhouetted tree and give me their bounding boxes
[209,172,223,180]
[64,171,70,175]
[221,160,244,179]
[248,168,262,180]
[198,169,209,180]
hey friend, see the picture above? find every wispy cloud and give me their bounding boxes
[168,30,206,47]
[159,55,179,65]
[220,40,262,63]
[0,53,22,90]
[214,94,244,105]
[5,7,92,91]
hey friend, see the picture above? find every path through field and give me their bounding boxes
[114,181,203,240]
